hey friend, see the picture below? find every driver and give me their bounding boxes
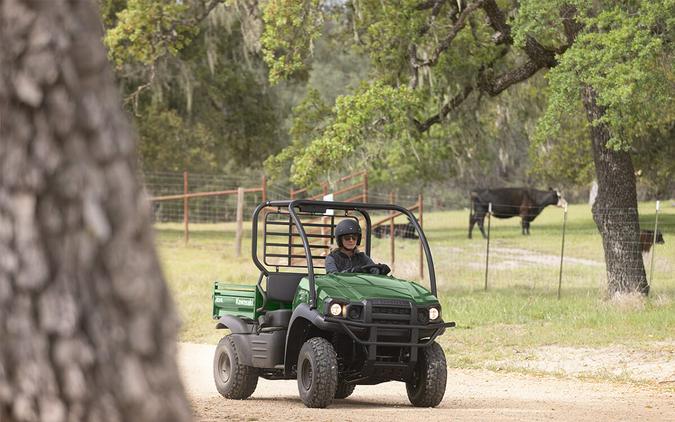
[325,219,389,275]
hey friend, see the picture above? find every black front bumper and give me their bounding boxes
[324,316,455,382]
[324,316,455,347]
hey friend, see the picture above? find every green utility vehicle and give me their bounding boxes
[212,200,454,408]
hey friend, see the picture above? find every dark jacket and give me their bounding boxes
[325,249,375,273]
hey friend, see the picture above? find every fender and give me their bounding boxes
[283,303,336,371]
[215,315,254,334]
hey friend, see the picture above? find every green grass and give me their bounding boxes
[155,201,675,381]
[441,289,674,368]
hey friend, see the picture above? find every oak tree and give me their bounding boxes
[0,0,192,420]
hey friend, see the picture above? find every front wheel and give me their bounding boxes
[406,342,447,407]
[213,335,258,399]
[297,337,338,408]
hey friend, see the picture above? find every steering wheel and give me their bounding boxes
[356,264,391,276]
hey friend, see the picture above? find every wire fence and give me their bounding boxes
[143,172,268,223]
[143,171,674,297]
[410,199,673,297]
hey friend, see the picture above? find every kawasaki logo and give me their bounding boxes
[235,298,254,306]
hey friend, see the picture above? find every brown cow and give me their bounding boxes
[639,229,665,254]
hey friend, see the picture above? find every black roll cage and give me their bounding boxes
[251,200,437,309]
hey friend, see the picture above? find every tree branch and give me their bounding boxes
[414,40,557,132]
[195,0,225,23]
[411,0,578,133]
[479,59,541,96]
[124,65,156,115]
[481,0,512,44]
[409,0,483,88]
[416,0,448,36]
[560,4,583,45]
[411,0,484,69]
[414,85,474,132]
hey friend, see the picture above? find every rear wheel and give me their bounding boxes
[406,342,447,407]
[334,380,356,399]
[213,335,258,399]
[297,337,338,408]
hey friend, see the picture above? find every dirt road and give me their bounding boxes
[179,343,675,421]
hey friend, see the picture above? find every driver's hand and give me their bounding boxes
[378,264,391,276]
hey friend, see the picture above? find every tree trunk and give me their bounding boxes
[0,1,191,421]
[581,86,649,296]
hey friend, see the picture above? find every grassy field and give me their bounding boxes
[155,201,674,381]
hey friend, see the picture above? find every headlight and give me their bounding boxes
[429,307,440,321]
[329,303,343,316]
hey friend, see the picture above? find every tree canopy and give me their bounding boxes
[259,0,672,193]
[256,0,673,294]
[102,0,289,174]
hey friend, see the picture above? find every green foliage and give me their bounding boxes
[353,0,427,82]
[103,0,674,198]
[136,104,217,172]
[260,0,674,196]
[104,0,198,67]
[99,0,128,28]
[262,0,546,188]
[264,88,333,181]
[291,87,334,142]
[305,16,371,104]
[530,101,595,187]
[286,82,422,186]
[535,1,674,150]
[103,1,289,174]
[512,0,585,48]
[261,0,324,83]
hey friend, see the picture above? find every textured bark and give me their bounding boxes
[581,86,649,296]
[0,1,192,421]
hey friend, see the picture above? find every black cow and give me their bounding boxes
[639,229,665,254]
[469,188,566,239]
[373,223,419,239]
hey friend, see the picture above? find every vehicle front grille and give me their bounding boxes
[369,300,412,324]
[372,306,411,316]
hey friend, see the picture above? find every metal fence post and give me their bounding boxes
[558,203,568,300]
[649,200,661,286]
[484,202,492,291]
[183,170,189,245]
[261,175,267,203]
[389,191,395,273]
[235,187,244,257]
[418,193,424,281]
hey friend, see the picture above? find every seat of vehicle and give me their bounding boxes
[257,272,306,330]
[266,272,306,303]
